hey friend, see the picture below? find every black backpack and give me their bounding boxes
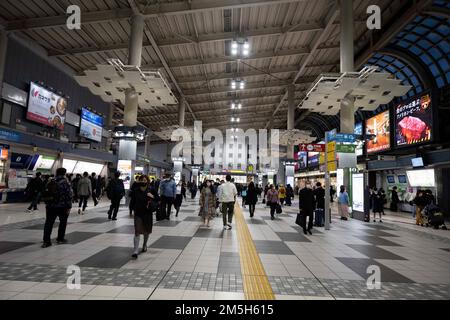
[41,179,60,204]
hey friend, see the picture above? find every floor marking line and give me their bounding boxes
[234,203,275,300]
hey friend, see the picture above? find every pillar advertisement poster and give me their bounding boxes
[26,82,66,130]
[365,110,390,153]
[352,173,364,212]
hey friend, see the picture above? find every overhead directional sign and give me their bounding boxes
[328,133,358,143]
[298,143,326,152]
[336,144,356,153]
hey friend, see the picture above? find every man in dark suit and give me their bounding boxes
[299,181,315,235]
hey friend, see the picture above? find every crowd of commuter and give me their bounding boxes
[25,168,446,260]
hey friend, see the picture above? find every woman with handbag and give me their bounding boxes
[131,175,155,259]
[266,184,279,220]
[199,180,215,228]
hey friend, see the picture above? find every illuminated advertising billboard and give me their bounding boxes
[307,152,319,167]
[80,107,103,142]
[365,110,390,154]
[395,93,432,147]
[27,82,66,130]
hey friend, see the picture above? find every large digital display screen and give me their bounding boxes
[73,161,104,175]
[80,107,103,142]
[308,152,319,167]
[395,93,432,146]
[31,155,56,171]
[365,110,390,153]
[62,159,78,174]
[27,82,66,130]
[352,173,364,212]
[406,169,435,187]
[296,151,307,170]
[10,153,33,169]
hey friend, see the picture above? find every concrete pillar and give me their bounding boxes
[128,14,144,67]
[0,30,9,97]
[106,103,114,150]
[123,89,139,126]
[286,84,295,160]
[339,0,355,193]
[178,97,186,127]
[123,14,144,127]
[339,0,355,135]
[340,0,354,74]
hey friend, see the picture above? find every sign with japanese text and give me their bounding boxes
[395,93,432,146]
[298,143,326,152]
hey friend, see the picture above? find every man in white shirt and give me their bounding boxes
[219,175,237,230]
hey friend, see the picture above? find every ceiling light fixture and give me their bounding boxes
[231,39,250,57]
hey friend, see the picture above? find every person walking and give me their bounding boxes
[159,173,176,220]
[199,180,215,227]
[131,176,155,259]
[372,188,383,222]
[218,174,237,230]
[174,180,184,217]
[241,185,247,208]
[77,172,92,215]
[181,181,187,200]
[379,188,386,215]
[41,168,73,248]
[246,181,258,218]
[278,185,286,206]
[96,175,102,201]
[106,171,125,220]
[299,181,315,235]
[285,184,294,206]
[90,173,99,206]
[338,185,350,221]
[190,183,198,199]
[71,174,81,204]
[390,186,399,212]
[266,184,279,220]
[313,182,325,227]
[26,172,44,213]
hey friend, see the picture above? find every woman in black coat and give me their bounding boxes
[372,188,384,223]
[246,181,258,217]
[131,176,155,259]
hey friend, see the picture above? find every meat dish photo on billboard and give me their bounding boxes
[395,93,433,147]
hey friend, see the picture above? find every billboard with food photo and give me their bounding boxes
[365,110,390,153]
[395,93,432,146]
[26,82,66,130]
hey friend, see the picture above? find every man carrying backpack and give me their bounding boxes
[106,171,125,220]
[41,168,73,248]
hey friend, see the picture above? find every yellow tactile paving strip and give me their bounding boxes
[234,203,275,300]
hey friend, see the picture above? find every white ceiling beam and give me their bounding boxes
[265,4,340,129]
[47,29,337,57]
[182,78,314,96]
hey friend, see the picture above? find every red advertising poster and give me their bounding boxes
[366,110,390,153]
[395,93,432,146]
[298,143,325,152]
[26,82,66,130]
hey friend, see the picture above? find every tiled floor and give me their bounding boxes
[0,196,449,300]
